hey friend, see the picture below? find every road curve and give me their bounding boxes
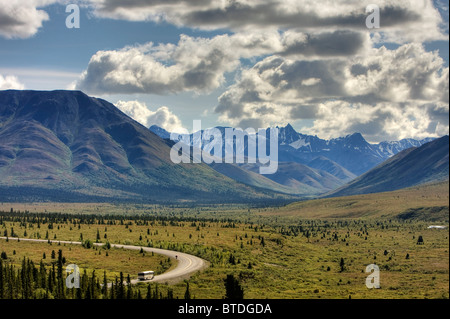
[0,237,207,285]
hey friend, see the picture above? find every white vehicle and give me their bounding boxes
[138,271,155,281]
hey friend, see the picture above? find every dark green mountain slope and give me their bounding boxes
[328,136,449,197]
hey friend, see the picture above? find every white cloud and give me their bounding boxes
[115,100,184,133]
[0,0,58,39]
[75,32,284,95]
[304,100,449,142]
[87,0,447,43]
[1,0,446,143]
[215,43,449,142]
[0,73,25,90]
[1,0,446,43]
[0,68,81,90]
[75,30,371,95]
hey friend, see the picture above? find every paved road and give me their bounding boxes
[0,237,207,285]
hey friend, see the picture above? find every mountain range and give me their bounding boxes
[274,124,434,175]
[0,90,288,203]
[150,123,437,195]
[0,90,446,203]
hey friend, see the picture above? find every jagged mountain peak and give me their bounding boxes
[149,123,437,176]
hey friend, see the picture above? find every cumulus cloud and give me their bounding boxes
[0,0,58,39]
[74,0,446,97]
[75,30,370,95]
[87,0,447,43]
[1,0,446,43]
[280,30,371,57]
[215,43,449,142]
[115,100,184,133]
[305,100,449,142]
[76,32,279,95]
[2,0,446,142]
[0,74,25,90]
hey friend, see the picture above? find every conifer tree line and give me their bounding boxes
[0,255,244,300]
[1,209,405,242]
[0,251,174,300]
[0,252,244,300]
[0,209,234,226]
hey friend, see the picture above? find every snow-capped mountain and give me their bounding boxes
[275,125,435,175]
[149,124,435,176]
[375,138,436,158]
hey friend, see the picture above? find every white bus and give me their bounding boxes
[138,271,155,281]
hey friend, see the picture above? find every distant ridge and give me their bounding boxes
[150,124,435,176]
[149,124,436,195]
[307,156,356,182]
[327,136,449,197]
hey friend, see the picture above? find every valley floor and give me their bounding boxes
[0,182,448,299]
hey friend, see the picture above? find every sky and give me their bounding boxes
[0,0,448,143]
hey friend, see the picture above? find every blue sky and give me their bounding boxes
[0,3,234,129]
[0,0,448,142]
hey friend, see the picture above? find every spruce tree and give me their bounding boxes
[417,235,424,245]
[146,284,152,299]
[57,250,65,299]
[184,282,191,300]
[102,271,108,298]
[0,259,4,299]
[126,274,132,299]
[118,272,125,299]
[224,274,244,299]
[339,258,345,272]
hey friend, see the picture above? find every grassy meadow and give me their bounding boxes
[0,182,448,299]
